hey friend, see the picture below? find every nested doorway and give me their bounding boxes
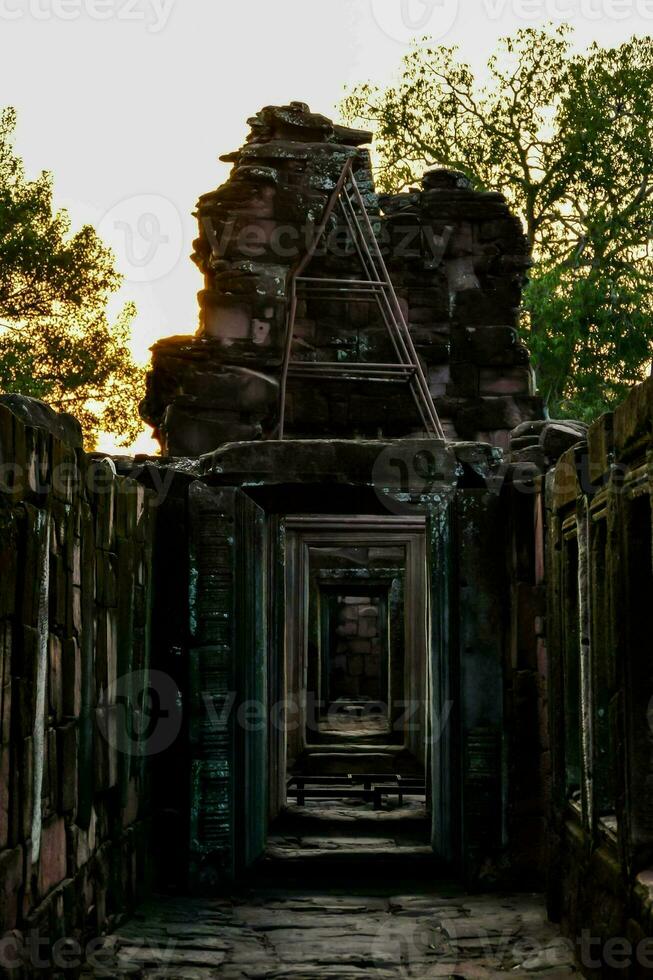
[273,515,431,830]
[188,484,456,885]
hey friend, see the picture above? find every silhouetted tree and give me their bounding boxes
[0,107,143,445]
[343,28,653,420]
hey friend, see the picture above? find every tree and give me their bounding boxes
[342,28,653,421]
[0,107,144,446]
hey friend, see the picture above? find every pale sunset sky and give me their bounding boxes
[2,0,651,452]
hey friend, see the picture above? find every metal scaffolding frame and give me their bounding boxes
[277,157,446,440]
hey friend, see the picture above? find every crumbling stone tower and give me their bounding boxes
[140,102,543,454]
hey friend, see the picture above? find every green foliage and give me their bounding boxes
[0,107,144,447]
[342,28,653,420]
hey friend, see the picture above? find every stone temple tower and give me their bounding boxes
[140,101,543,455]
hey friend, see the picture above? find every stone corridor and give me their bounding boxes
[80,886,579,979]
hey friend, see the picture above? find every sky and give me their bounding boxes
[2,0,652,452]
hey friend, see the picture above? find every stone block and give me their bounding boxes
[48,633,63,722]
[203,438,463,493]
[0,516,18,619]
[452,286,520,327]
[96,551,117,608]
[347,655,364,677]
[358,617,378,639]
[409,328,450,365]
[447,363,480,398]
[613,375,653,455]
[115,480,138,540]
[37,816,67,899]
[550,447,581,510]
[95,609,118,698]
[481,428,512,452]
[23,424,50,501]
[587,412,613,484]
[539,420,587,460]
[88,459,116,550]
[0,745,9,849]
[349,640,371,656]
[408,305,447,324]
[0,845,23,932]
[61,637,81,718]
[121,776,140,829]
[450,325,528,366]
[368,547,404,561]
[51,440,78,505]
[20,737,34,842]
[15,628,39,737]
[0,395,82,451]
[336,621,357,637]
[0,620,12,744]
[359,605,379,618]
[50,553,68,631]
[162,402,263,457]
[428,364,451,397]
[44,726,58,812]
[479,366,532,396]
[94,705,119,792]
[455,396,537,439]
[18,503,48,628]
[58,722,78,814]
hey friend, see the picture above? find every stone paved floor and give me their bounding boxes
[80,887,581,978]
[80,803,580,978]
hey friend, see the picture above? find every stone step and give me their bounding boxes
[255,837,444,884]
[296,749,422,777]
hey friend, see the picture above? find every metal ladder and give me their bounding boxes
[277,157,445,440]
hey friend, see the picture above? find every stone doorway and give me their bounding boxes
[270,515,434,869]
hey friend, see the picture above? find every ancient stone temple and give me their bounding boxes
[1,103,653,978]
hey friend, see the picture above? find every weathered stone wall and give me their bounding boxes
[331,595,383,702]
[0,396,157,961]
[544,376,653,977]
[504,475,550,883]
[140,102,543,455]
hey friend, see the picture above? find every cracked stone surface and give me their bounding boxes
[80,887,580,978]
